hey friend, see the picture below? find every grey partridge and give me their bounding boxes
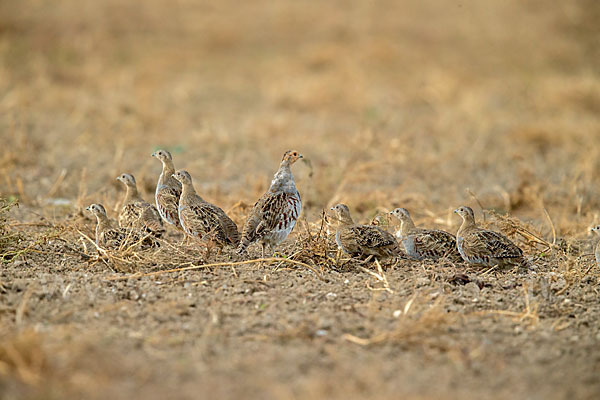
[390,207,462,262]
[87,203,139,249]
[330,204,401,261]
[591,225,600,267]
[172,170,240,249]
[454,206,525,269]
[237,150,303,258]
[152,149,182,229]
[117,173,164,237]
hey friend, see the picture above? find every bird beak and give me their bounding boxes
[330,207,335,211]
[298,154,304,159]
[453,209,458,214]
[85,206,91,211]
[151,152,156,157]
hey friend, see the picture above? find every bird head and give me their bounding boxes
[116,173,136,188]
[389,207,411,222]
[151,149,173,163]
[172,170,192,185]
[282,150,303,164]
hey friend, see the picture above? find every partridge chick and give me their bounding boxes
[173,170,239,250]
[152,149,182,229]
[454,206,525,269]
[237,150,303,258]
[331,204,402,261]
[117,173,164,237]
[390,208,462,262]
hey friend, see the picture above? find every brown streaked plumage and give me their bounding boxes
[86,203,156,249]
[152,149,182,229]
[117,173,164,237]
[331,204,402,260]
[454,206,525,268]
[237,150,302,258]
[390,207,462,262]
[172,170,240,247]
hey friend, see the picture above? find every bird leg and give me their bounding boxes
[179,234,191,247]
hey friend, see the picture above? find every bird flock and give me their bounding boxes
[86,149,545,270]
[87,150,304,260]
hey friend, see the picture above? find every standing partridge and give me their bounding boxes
[390,207,462,262]
[454,206,525,268]
[172,170,240,250]
[331,204,402,261]
[152,149,182,229]
[237,150,303,258]
[117,173,164,237]
[591,225,600,267]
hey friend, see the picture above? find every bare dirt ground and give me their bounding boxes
[1,0,600,399]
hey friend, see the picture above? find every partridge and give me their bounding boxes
[86,203,137,249]
[591,225,600,267]
[151,149,182,229]
[172,170,240,248]
[331,204,402,260]
[117,173,164,237]
[454,206,525,268]
[390,208,462,262]
[237,150,303,258]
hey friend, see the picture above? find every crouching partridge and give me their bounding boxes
[331,204,402,261]
[172,170,239,254]
[117,173,164,237]
[390,207,462,262]
[454,206,526,269]
[86,203,156,250]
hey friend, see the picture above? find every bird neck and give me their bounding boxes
[458,215,476,235]
[337,214,354,227]
[124,185,142,204]
[181,182,203,202]
[269,161,295,192]
[160,160,176,181]
[400,218,416,236]
[95,214,112,232]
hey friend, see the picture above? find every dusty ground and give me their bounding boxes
[1,0,600,399]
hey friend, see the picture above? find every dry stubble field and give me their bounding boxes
[1,0,600,399]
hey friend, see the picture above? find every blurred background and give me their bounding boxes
[1,0,599,232]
